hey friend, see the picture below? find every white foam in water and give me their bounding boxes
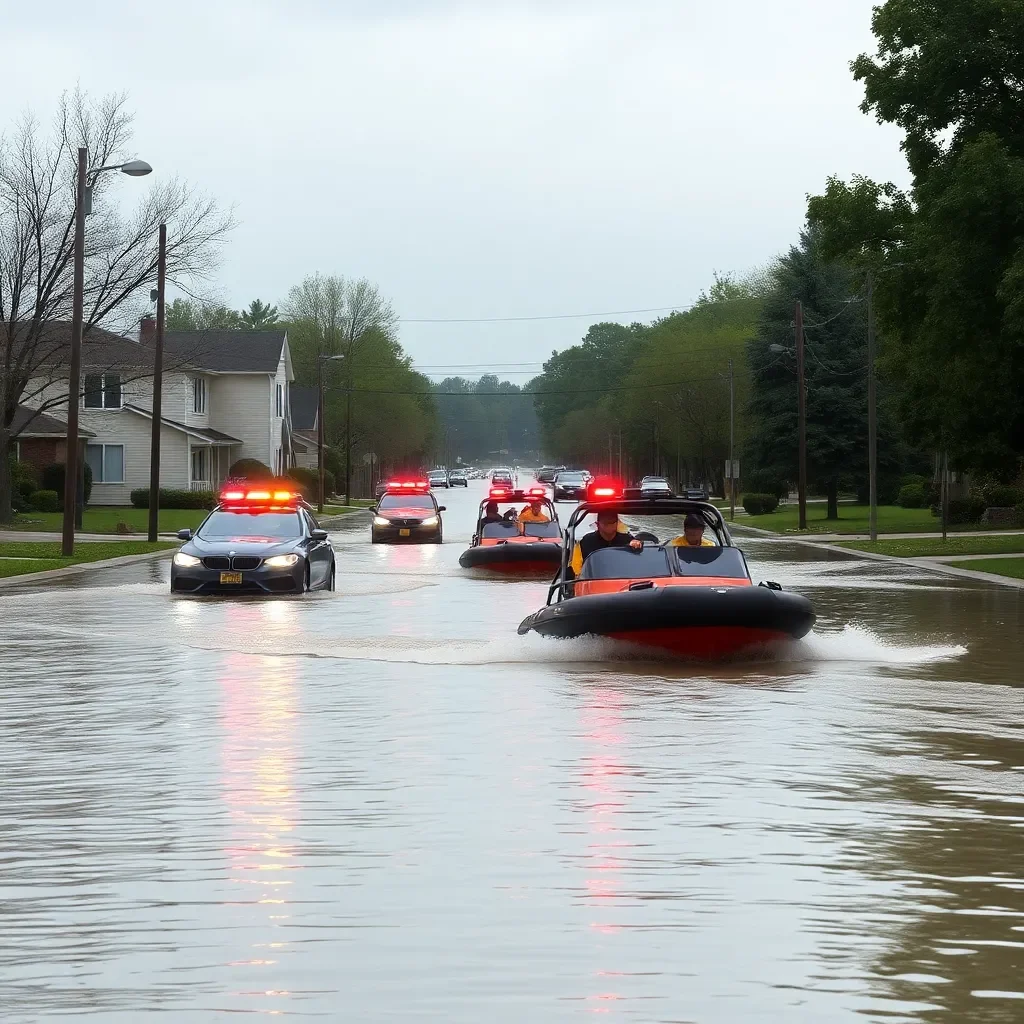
[795,623,967,665]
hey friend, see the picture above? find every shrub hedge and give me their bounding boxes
[742,493,780,516]
[228,458,272,479]
[897,483,929,508]
[130,488,216,510]
[41,462,93,506]
[29,489,60,512]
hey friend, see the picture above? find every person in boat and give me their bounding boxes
[669,513,717,547]
[517,497,551,526]
[480,501,516,529]
[569,509,643,576]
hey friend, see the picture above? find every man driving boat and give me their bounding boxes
[518,497,551,528]
[570,509,643,575]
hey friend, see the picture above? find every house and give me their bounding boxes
[289,385,320,471]
[17,320,295,505]
[10,405,94,471]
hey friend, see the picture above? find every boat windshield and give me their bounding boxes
[522,521,561,539]
[671,546,749,578]
[578,546,674,580]
[481,521,520,539]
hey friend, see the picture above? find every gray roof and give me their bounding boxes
[290,386,318,431]
[160,330,287,373]
[3,321,155,370]
[123,404,243,445]
[11,404,95,438]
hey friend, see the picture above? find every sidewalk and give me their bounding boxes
[0,530,180,543]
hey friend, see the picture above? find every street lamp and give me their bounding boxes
[317,353,345,512]
[62,149,153,556]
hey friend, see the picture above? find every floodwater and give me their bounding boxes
[0,481,1022,1023]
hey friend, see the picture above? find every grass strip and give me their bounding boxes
[946,557,1024,580]
[838,535,1024,558]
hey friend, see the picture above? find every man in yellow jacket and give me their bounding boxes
[517,497,551,525]
[669,513,717,548]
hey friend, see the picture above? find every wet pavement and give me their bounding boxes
[1,481,1022,1022]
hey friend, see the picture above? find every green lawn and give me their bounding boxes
[739,503,979,535]
[947,557,1024,580]
[838,535,1024,558]
[10,507,208,535]
[0,540,175,579]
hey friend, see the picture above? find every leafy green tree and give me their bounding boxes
[808,0,1024,471]
[165,298,241,331]
[239,299,279,330]
[745,230,903,518]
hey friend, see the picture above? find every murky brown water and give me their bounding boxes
[1,483,1022,1022]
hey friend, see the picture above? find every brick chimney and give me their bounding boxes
[140,316,156,343]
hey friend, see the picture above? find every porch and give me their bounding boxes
[189,443,239,493]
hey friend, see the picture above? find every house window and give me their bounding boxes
[275,383,284,418]
[193,377,207,414]
[85,443,125,483]
[191,447,207,482]
[84,373,122,409]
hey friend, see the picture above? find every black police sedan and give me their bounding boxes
[170,488,335,594]
[552,470,588,502]
[371,480,445,543]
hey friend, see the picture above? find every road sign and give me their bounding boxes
[362,452,377,465]
[725,460,740,479]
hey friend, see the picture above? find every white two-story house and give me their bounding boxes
[22,322,295,505]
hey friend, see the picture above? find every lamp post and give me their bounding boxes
[61,150,152,556]
[317,352,345,512]
[147,223,167,543]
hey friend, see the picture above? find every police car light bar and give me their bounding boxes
[587,477,623,500]
[219,487,298,504]
[388,480,429,490]
[489,487,511,499]
[528,487,546,497]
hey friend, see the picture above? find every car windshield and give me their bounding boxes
[522,521,561,538]
[481,521,520,539]
[557,473,586,484]
[380,494,434,510]
[199,510,302,540]
[578,545,674,580]
[428,472,445,480]
[672,546,748,578]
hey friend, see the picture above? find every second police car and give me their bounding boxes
[170,485,336,594]
[371,479,445,544]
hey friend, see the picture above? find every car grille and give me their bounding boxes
[392,519,423,528]
[202,556,231,570]
[231,556,262,570]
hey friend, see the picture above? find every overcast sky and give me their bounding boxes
[4,0,909,378]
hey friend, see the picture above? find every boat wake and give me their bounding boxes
[795,623,967,665]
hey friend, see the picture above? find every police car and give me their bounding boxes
[170,486,336,594]
[372,479,445,543]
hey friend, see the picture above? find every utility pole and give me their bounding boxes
[317,355,326,513]
[867,272,878,542]
[941,450,949,542]
[61,147,88,557]
[728,358,735,521]
[344,380,353,505]
[795,300,808,530]
[147,223,166,542]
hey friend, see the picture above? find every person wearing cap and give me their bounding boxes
[480,501,516,530]
[570,509,643,575]
[517,497,551,525]
[669,513,717,547]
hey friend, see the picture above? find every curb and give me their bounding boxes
[730,523,1024,590]
[0,548,174,591]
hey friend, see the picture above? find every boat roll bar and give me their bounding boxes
[546,495,735,606]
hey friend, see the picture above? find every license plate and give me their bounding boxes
[220,571,243,584]
[399,529,411,537]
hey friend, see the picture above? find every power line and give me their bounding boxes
[397,303,692,324]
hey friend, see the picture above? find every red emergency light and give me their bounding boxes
[489,487,511,499]
[388,479,429,491]
[587,477,623,501]
[527,487,546,497]
[219,486,298,506]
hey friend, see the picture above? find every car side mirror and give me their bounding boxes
[437,506,446,512]
[176,528,192,541]
[311,528,329,541]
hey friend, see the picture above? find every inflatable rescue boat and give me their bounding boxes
[517,487,815,658]
[459,487,563,574]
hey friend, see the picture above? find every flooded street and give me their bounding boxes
[1,482,1023,1023]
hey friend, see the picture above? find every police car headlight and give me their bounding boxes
[373,516,391,527]
[264,554,299,568]
[173,552,201,568]
[420,515,439,527]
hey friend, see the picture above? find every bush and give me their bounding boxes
[284,467,337,501]
[29,489,60,512]
[897,483,929,508]
[130,488,216,510]
[743,493,780,516]
[228,458,272,480]
[40,462,93,507]
[1016,504,1024,527]
[931,497,987,525]
[986,485,1024,508]
[744,470,788,500]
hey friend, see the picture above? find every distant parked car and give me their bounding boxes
[640,475,673,497]
[552,471,587,502]
[684,487,708,501]
[449,470,468,487]
[427,469,449,489]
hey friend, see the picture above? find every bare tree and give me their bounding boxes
[283,274,397,502]
[0,90,234,520]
